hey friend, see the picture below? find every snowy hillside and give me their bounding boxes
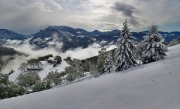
[1,45,180,109]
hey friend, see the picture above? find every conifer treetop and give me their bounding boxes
[141,24,167,63]
[120,19,136,43]
[145,24,163,43]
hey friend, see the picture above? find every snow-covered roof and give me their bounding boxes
[47,57,54,61]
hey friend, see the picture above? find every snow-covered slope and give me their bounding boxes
[1,45,180,109]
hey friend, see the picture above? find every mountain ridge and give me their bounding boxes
[1,26,180,51]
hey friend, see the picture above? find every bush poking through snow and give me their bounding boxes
[43,71,62,87]
[17,72,40,88]
[32,80,51,92]
[0,73,25,99]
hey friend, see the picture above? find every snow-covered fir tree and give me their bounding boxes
[103,51,114,73]
[97,47,107,74]
[115,19,138,71]
[65,66,76,82]
[89,63,98,77]
[73,59,84,80]
[82,60,90,72]
[141,24,167,64]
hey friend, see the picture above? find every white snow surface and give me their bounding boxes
[38,61,69,79]
[1,44,180,109]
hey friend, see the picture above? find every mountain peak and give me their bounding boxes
[0,29,24,40]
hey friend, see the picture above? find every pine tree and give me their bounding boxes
[89,63,98,77]
[103,51,114,73]
[82,60,90,72]
[115,19,138,71]
[141,24,167,64]
[73,59,84,80]
[65,66,76,82]
[97,47,107,74]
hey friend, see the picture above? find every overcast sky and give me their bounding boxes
[0,0,180,34]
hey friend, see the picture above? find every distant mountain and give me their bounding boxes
[30,27,94,51]
[29,26,145,51]
[0,26,180,51]
[0,29,25,40]
[0,29,27,46]
[0,46,20,56]
[159,31,180,41]
[47,26,89,35]
[31,26,180,51]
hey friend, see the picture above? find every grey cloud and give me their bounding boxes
[129,18,140,26]
[0,0,92,34]
[0,0,180,34]
[0,0,67,34]
[112,2,136,17]
[100,22,121,31]
[111,2,140,26]
[57,0,90,13]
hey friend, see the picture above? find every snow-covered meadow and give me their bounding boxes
[9,60,69,81]
[0,44,180,109]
